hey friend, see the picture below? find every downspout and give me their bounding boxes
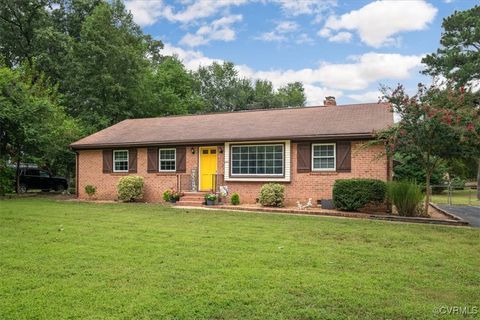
[386,153,393,213]
[75,150,79,198]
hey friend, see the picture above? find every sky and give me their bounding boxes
[125,0,477,105]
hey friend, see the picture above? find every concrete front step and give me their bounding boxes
[183,191,208,195]
[181,196,205,201]
[176,201,205,207]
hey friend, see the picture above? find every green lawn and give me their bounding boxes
[1,199,479,319]
[431,189,480,206]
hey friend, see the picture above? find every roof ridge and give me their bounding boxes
[123,102,387,121]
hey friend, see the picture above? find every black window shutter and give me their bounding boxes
[297,143,311,173]
[128,148,137,173]
[176,147,186,173]
[336,141,351,172]
[102,149,112,173]
[147,148,158,172]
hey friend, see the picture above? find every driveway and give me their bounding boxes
[437,205,480,228]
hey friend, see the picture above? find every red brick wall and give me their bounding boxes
[77,147,199,202]
[221,141,388,205]
[77,141,388,205]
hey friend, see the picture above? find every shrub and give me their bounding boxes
[117,176,144,202]
[84,185,97,197]
[259,183,285,207]
[393,153,447,187]
[387,181,424,217]
[230,192,240,205]
[450,177,466,190]
[163,188,181,202]
[204,193,217,201]
[0,163,15,195]
[333,179,386,211]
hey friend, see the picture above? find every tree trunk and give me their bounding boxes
[477,158,480,200]
[15,158,21,194]
[424,170,431,215]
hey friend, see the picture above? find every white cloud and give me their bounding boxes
[276,21,299,33]
[125,0,164,26]
[348,90,382,103]
[318,28,331,38]
[162,43,221,69]
[322,0,437,47]
[125,0,247,26]
[163,44,423,104]
[179,14,242,47]
[303,84,343,105]
[316,52,422,90]
[255,20,299,42]
[273,0,337,16]
[255,31,287,42]
[328,31,352,43]
[296,33,314,45]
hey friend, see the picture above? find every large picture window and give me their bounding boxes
[113,150,129,172]
[312,143,336,171]
[159,148,176,172]
[231,144,284,176]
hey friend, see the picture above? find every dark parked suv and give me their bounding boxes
[19,168,68,193]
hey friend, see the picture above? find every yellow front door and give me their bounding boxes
[199,147,218,191]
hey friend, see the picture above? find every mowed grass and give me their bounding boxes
[0,199,479,319]
[431,189,480,206]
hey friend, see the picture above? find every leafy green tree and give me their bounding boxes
[422,5,480,198]
[422,5,480,86]
[50,0,102,41]
[376,84,480,213]
[276,82,306,107]
[0,0,103,87]
[250,80,276,109]
[194,62,307,112]
[0,0,51,67]
[144,57,205,116]
[64,0,162,132]
[0,65,81,192]
[393,154,447,188]
[194,62,243,112]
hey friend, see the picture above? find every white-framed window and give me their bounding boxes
[113,150,129,172]
[231,144,284,176]
[312,143,336,171]
[159,148,176,172]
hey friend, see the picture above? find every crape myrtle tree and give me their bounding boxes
[422,5,480,198]
[376,83,480,214]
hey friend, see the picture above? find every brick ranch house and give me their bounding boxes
[70,98,393,205]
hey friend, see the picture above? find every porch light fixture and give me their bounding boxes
[191,147,195,154]
[219,146,223,154]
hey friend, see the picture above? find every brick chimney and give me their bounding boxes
[324,96,336,107]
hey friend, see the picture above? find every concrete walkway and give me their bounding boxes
[437,205,480,228]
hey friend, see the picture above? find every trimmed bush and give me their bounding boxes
[259,183,285,207]
[387,181,424,217]
[231,192,240,205]
[84,185,97,197]
[117,176,144,202]
[333,179,386,211]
